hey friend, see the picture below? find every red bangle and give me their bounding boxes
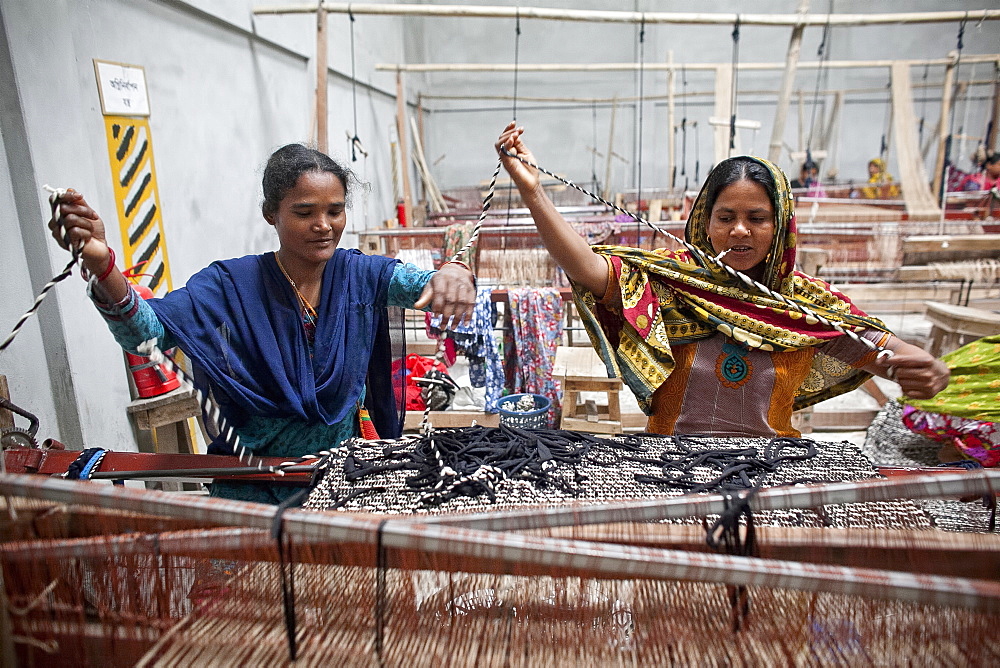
[442,259,472,273]
[95,247,116,282]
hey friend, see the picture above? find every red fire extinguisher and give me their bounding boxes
[125,279,181,398]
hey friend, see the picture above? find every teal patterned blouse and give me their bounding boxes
[96,261,433,504]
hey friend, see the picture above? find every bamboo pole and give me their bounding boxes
[821,90,844,177]
[413,79,997,105]
[396,71,414,227]
[254,3,1000,27]
[315,4,328,153]
[713,64,732,164]
[376,55,1000,73]
[932,52,959,197]
[768,0,809,163]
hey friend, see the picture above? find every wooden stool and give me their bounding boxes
[127,387,206,490]
[560,376,622,434]
[553,346,623,434]
[923,301,1000,357]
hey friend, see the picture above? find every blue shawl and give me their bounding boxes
[147,249,399,435]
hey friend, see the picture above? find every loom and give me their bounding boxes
[2,430,999,666]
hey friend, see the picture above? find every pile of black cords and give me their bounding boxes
[340,427,820,506]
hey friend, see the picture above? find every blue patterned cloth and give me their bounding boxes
[93,259,432,504]
[428,287,504,412]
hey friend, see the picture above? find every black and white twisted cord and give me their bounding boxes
[0,187,80,355]
[498,146,892,359]
[418,158,504,438]
[137,339,277,474]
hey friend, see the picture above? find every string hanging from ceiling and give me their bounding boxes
[634,13,647,246]
[728,15,742,156]
[941,11,970,197]
[805,3,833,166]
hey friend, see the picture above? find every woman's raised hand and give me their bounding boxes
[496,121,540,194]
[48,190,112,268]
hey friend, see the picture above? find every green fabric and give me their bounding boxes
[905,335,1000,422]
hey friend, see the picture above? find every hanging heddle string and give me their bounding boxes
[729,15,741,155]
[496,144,893,358]
[512,6,521,122]
[634,12,647,247]
[805,6,833,157]
[941,11,970,197]
[347,6,365,162]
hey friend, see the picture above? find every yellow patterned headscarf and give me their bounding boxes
[572,155,891,414]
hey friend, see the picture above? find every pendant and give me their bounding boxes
[716,340,753,389]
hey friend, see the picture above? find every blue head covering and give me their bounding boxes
[148,249,399,436]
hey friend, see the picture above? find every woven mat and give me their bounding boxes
[863,400,996,533]
[305,432,931,531]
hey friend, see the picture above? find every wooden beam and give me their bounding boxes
[932,52,959,198]
[315,4,328,153]
[713,64,732,163]
[376,55,1000,73]
[0,375,12,430]
[395,71,414,228]
[768,0,809,163]
[255,4,1000,28]
[988,66,1000,152]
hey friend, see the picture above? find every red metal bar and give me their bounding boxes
[1,447,314,483]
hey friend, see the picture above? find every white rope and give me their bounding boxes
[0,187,79,356]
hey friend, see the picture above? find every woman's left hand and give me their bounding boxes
[414,262,476,327]
[874,339,950,400]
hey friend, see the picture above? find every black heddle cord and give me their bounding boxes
[374,518,389,665]
[504,7,523,230]
[705,483,761,632]
[941,12,970,198]
[805,5,833,157]
[348,7,361,162]
[635,13,647,247]
[272,487,310,662]
[512,7,521,122]
[728,15,741,155]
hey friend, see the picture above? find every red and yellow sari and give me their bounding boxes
[572,156,891,435]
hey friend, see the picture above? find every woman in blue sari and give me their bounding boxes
[50,144,476,502]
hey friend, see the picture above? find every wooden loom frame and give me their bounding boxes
[251,2,1000,227]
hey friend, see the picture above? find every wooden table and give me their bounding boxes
[923,301,1000,356]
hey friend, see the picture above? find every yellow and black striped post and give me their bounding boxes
[102,116,173,295]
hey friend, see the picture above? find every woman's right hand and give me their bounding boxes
[496,121,540,194]
[48,189,112,268]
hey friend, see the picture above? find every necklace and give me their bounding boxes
[274,252,318,335]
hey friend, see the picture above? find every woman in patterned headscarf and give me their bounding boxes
[496,122,948,437]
